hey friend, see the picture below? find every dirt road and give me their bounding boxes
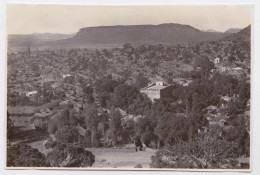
[90,144,156,168]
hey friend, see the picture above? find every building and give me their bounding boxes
[140,81,174,101]
[214,57,220,64]
[26,91,38,98]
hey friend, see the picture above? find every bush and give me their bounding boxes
[33,118,47,130]
[150,138,241,169]
[7,143,47,167]
[135,164,142,168]
[46,144,95,167]
[55,126,78,144]
[45,139,57,149]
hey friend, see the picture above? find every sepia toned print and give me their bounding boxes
[6,4,252,170]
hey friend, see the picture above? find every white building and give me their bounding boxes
[214,57,220,64]
[140,81,174,101]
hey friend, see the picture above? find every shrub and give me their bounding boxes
[135,164,142,168]
[46,144,95,167]
[45,138,57,149]
[55,126,78,144]
[7,143,47,167]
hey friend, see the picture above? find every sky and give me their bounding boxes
[7,4,253,34]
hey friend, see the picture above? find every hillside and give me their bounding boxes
[224,28,242,34]
[222,25,251,43]
[8,33,75,50]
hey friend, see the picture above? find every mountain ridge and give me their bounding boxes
[224,28,242,34]
[222,25,250,42]
[59,23,230,46]
[8,23,234,50]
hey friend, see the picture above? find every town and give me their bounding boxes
[7,24,250,169]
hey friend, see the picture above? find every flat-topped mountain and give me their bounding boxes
[66,23,230,45]
[8,23,233,50]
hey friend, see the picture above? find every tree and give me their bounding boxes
[7,111,13,140]
[127,94,152,115]
[113,84,139,110]
[109,110,123,145]
[55,126,78,144]
[238,81,250,109]
[32,117,47,130]
[155,113,189,146]
[134,116,157,147]
[97,91,111,108]
[194,57,214,78]
[135,74,149,89]
[7,143,47,167]
[46,144,95,167]
[94,79,119,94]
[84,104,100,147]
[151,137,239,169]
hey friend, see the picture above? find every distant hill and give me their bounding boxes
[8,33,75,50]
[8,23,231,50]
[222,25,250,43]
[224,28,242,34]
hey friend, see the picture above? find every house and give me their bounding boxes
[233,67,243,71]
[204,105,218,113]
[223,56,228,61]
[219,119,228,127]
[221,95,231,102]
[210,69,216,73]
[140,81,174,101]
[214,57,220,64]
[172,78,193,87]
[26,91,38,97]
[35,108,52,118]
[221,67,231,72]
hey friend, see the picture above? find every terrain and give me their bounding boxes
[8,23,231,50]
[225,28,242,33]
[7,23,251,169]
[9,114,155,168]
[91,145,155,168]
[8,33,75,51]
[222,25,250,42]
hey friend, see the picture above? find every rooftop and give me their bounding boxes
[141,81,168,91]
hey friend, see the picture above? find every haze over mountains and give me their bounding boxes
[7,23,248,50]
[224,28,242,34]
[222,25,250,43]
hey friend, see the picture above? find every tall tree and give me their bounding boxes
[135,74,149,89]
[84,104,100,147]
[109,110,123,145]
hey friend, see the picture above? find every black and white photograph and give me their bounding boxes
[5,4,253,170]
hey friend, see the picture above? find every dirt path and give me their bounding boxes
[9,116,156,168]
[90,144,156,168]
